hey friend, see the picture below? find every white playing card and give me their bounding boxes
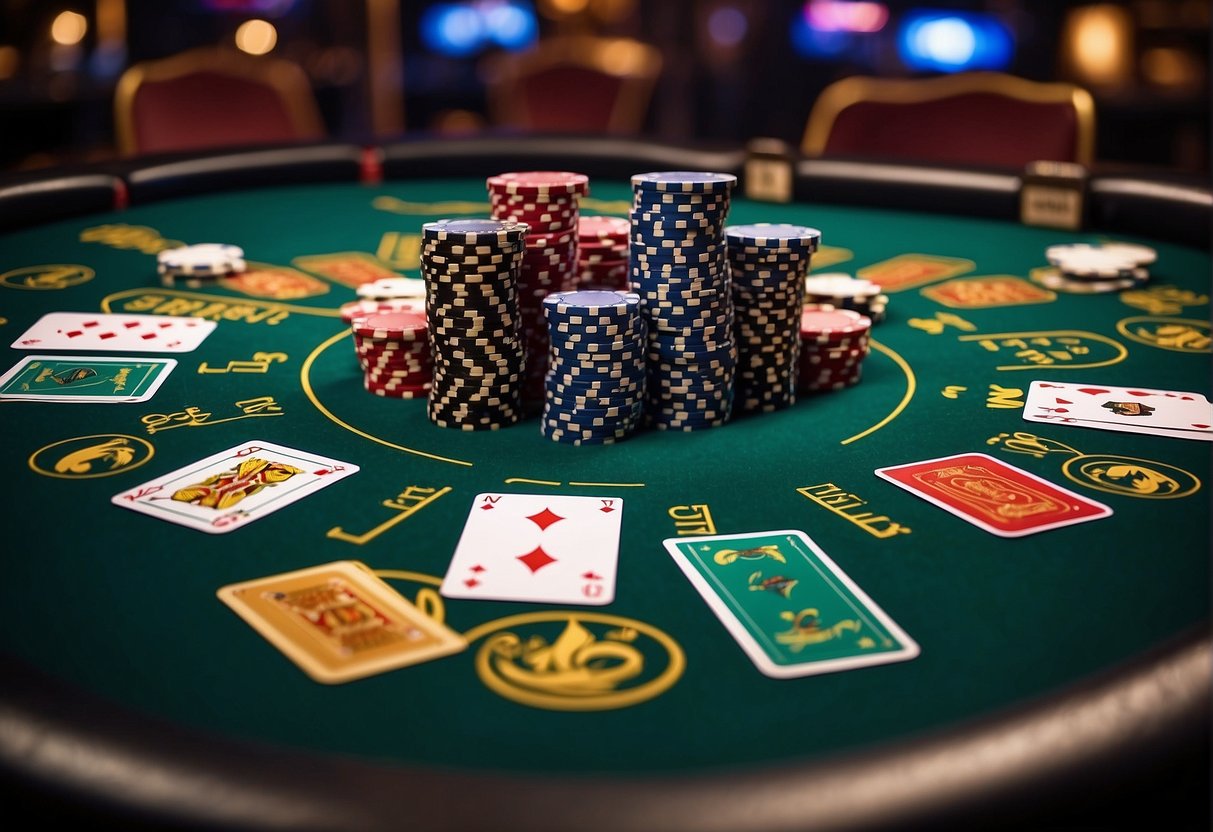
[440,493,623,605]
[13,312,217,353]
[112,440,358,533]
[1024,380,1213,442]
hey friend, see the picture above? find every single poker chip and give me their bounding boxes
[487,171,590,197]
[578,215,630,242]
[630,171,738,193]
[803,274,882,298]
[1044,243,1139,276]
[1033,268,1143,294]
[157,243,246,276]
[422,218,530,244]
[355,276,427,300]
[800,307,871,341]
[543,290,642,317]
[1098,241,1157,266]
[725,224,822,250]
[351,311,428,340]
[340,298,426,323]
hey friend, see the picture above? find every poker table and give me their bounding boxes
[0,137,1209,831]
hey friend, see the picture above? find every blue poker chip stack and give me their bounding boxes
[724,223,822,413]
[420,218,529,431]
[628,171,739,431]
[541,290,647,444]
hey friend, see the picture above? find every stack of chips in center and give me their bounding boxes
[799,306,872,393]
[575,215,631,290]
[420,218,529,430]
[351,310,433,398]
[541,290,647,445]
[629,171,739,431]
[725,223,821,413]
[487,171,589,408]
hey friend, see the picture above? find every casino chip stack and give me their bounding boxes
[157,243,246,287]
[541,290,647,445]
[724,223,821,413]
[629,171,738,432]
[350,310,432,398]
[803,273,888,325]
[575,215,630,290]
[798,305,872,394]
[487,172,590,406]
[420,218,529,430]
[1038,242,1155,293]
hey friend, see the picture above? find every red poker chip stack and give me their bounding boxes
[350,310,433,399]
[575,215,630,290]
[487,171,590,404]
[798,304,871,393]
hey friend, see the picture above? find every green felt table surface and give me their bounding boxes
[0,178,1208,775]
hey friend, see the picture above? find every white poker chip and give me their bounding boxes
[356,277,427,300]
[340,297,426,323]
[1044,244,1139,277]
[1098,242,1158,266]
[804,274,883,297]
[157,243,246,276]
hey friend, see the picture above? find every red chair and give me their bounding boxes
[482,36,663,135]
[113,47,325,157]
[802,72,1096,169]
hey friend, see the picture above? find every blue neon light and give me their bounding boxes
[421,1,537,57]
[897,10,1013,72]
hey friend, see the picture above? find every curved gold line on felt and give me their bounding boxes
[504,478,562,485]
[373,569,443,587]
[101,288,342,317]
[957,329,1127,370]
[568,481,646,487]
[301,330,474,467]
[840,338,916,446]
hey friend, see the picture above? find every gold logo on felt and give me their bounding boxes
[467,612,684,711]
[0,264,95,291]
[29,434,155,479]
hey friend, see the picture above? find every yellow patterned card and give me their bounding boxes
[857,253,975,292]
[218,560,465,684]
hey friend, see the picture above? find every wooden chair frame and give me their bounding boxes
[802,72,1097,166]
[114,47,325,157]
[483,36,663,135]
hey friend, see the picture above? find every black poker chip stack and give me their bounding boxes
[420,218,530,431]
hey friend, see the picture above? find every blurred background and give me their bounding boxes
[0,0,1208,173]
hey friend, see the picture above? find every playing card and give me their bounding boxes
[12,312,216,353]
[664,530,919,678]
[112,440,358,533]
[217,560,466,684]
[0,355,176,402]
[1024,380,1213,442]
[440,493,623,605]
[875,452,1112,537]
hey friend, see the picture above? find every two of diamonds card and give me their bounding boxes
[12,312,216,352]
[0,355,176,402]
[1023,380,1213,441]
[218,560,466,684]
[112,441,358,533]
[440,493,623,605]
[664,530,919,679]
